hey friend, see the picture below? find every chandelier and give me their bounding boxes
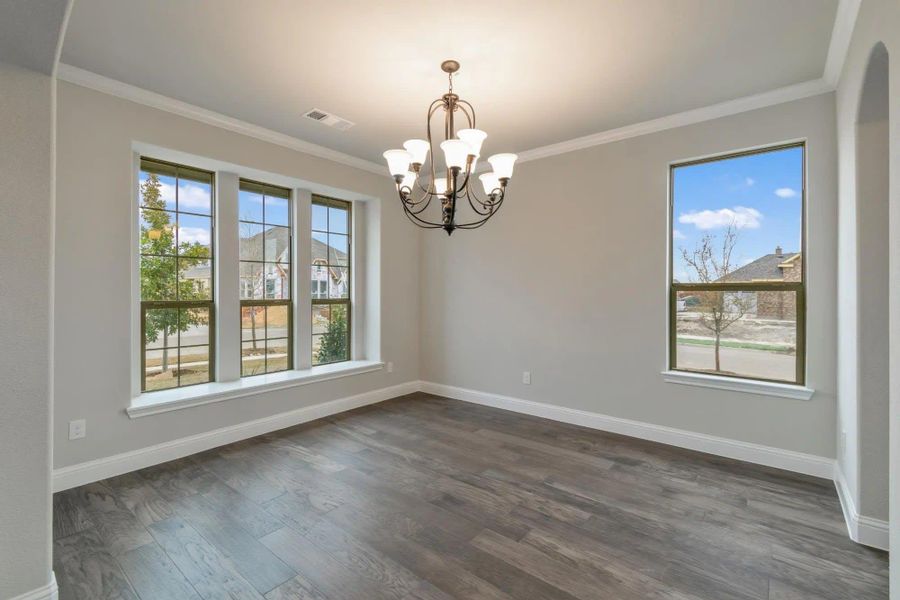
[383,60,517,235]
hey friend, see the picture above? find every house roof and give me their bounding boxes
[718,251,799,282]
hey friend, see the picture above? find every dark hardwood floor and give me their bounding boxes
[53,392,888,599]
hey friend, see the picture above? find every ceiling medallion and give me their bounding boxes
[383,60,517,235]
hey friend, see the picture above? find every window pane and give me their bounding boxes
[178,258,212,300]
[178,174,212,215]
[312,204,328,231]
[328,266,349,299]
[177,214,212,257]
[264,225,290,263]
[145,348,179,391]
[179,307,210,347]
[328,206,348,234]
[239,189,264,223]
[240,262,263,299]
[671,145,803,286]
[240,222,264,261]
[311,335,324,365]
[141,256,177,301]
[242,341,266,377]
[328,234,349,266]
[265,195,290,226]
[141,209,176,255]
[262,263,289,299]
[314,303,348,365]
[144,308,178,349]
[241,305,266,342]
[266,304,289,339]
[674,289,797,382]
[312,232,328,263]
[266,338,289,373]
[311,266,328,299]
[178,345,211,386]
[140,170,177,211]
[312,304,330,334]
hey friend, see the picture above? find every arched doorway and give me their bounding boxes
[855,42,890,532]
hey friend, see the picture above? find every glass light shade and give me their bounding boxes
[458,129,487,156]
[400,171,417,189]
[441,139,470,169]
[403,139,430,165]
[479,173,501,196]
[383,149,412,177]
[433,177,448,194]
[488,153,518,179]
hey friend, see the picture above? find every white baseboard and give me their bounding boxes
[833,465,890,550]
[10,573,58,600]
[419,381,835,479]
[53,380,420,492]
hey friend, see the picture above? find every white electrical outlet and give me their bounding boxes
[387,361,394,373]
[69,419,86,440]
[522,371,531,385]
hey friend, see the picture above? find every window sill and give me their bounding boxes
[661,370,814,400]
[128,360,385,418]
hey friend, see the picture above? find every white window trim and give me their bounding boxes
[661,370,814,400]
[128,360,385,418]
[130,145,381,415]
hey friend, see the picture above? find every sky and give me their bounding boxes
[672,145,803,282]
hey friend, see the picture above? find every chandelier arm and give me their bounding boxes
[402,192,437,215]
[465,184,497,210]
[455,192,506,228]
[399,185,435,209]
[464,186,494,216]
[457,99,477,129]
[400,199,444,228]
[426,99,443,189]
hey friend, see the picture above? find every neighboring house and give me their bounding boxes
[182,226,348,299]
[718,246,801,319]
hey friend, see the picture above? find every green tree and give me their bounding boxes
[140,172,210,373]
[316,305,348,364]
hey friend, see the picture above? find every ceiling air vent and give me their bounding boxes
[304,108,355,131]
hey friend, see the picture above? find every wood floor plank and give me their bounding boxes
[173,496,296,594]
[117,542,202,600]
[147,516,264,600]
[53,528,139,600]
[54,394,889,600]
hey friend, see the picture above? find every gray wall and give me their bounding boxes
[833,0,900,589]
[421,93,838,458]
[53,81,420,468]
[0,61,55,599]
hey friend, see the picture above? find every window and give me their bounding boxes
[239,180,292,376]
[669,143,805,384]
[140,158,215,391]
[311,196,351,365]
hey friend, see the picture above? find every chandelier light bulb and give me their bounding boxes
[441,139,470,170]
[458,129,487,157]
[488,153,518,179]
[403,139,430,165]
[383,149,412,177]
[433,177,448,195]
[479,172,501,196]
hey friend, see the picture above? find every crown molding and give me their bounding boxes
[56,63,385,175]
[516,78,834,164]
[823,0,861,87]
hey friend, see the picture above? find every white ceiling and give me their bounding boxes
[61,0,839,166]
[0,0,70,74]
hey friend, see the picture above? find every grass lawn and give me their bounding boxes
[676,337,795,354]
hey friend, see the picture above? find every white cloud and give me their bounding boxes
[678,206,762,230]
[745,177,755,186]
[672,229,686,240]
[774,187,797,198]
[159,181,211,211]
[177,226,211,247]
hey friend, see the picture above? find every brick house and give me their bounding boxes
[718,246,801,319]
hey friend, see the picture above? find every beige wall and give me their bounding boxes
[832,0,900,586]
[421,92,838,457]
[0,61,54,599]
[54,81,420,468]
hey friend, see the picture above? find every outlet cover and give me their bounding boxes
[69,419,86,440]
[522,371,532,385]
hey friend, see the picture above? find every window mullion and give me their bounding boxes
[215,171,242,382]
[295,189,313,370]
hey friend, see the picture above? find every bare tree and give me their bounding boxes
[680,224,753,372]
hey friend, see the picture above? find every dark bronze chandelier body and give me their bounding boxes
[383,60,517,235]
